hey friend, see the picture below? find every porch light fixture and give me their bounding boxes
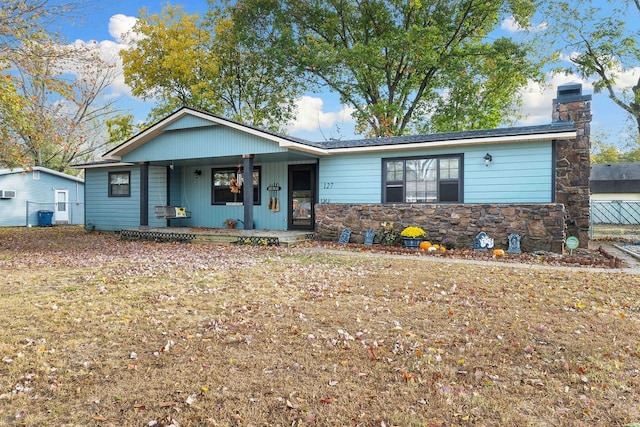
[483,153,492,167]
[194,169,202,178]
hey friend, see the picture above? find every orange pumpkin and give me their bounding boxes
[493,249,505,257]
[419,241,432,251]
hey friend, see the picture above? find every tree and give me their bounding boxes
[120,6,216,121]
[237,0,546,137]
[120,3,301,132]
[8,39,121,172]
[548,0,640,138]
[203,0,302,131]
[1,0,119,171]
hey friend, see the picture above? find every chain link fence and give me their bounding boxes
[590,200,640,241]
[26,201,84,227]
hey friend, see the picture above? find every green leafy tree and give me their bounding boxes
[121,3,301,132]
[548,0,640,139]
[120,6,216,121]
[238,0,546,137]
[203,0,302,131]
[106,114,136,146]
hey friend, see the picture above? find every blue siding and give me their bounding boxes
[318,153,382,203]
[148,166,168,227]
[163,115,216,131]
[319,141,553,203]
[85,167,139,230]
[122,126,287,163]
[463,142,552,203]
[85,166,167,231]
[0,170,84,227]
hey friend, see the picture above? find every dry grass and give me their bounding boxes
[591,224,640,241]
[0,227,639,427]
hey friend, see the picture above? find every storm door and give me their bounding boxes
[288,165,316,230]
[55,190,69,223]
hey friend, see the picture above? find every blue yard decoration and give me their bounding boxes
[508,233,522,254]
[364,228,375,245]
[472,232,494,250]
[338,228,351,244]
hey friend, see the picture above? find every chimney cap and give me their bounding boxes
[553,83,591,104]
[557,83,582,96]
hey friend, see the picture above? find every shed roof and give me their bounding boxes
[0,166,84,183]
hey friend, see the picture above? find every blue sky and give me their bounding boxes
[55,1,640,147]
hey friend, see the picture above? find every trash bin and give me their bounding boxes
[37,210,54,227]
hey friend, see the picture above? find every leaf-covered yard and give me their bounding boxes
[0,227,639,426]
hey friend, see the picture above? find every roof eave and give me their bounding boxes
[72,161,135,169]
[278,140,329,155]
[325,131,577,154]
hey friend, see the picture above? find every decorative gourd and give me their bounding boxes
[419,241,432,251]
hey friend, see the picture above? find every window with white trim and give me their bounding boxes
[382,155,462,203]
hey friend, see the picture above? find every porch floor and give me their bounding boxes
[119,227,314,246]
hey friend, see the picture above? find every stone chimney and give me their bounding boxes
[552,83,592,249]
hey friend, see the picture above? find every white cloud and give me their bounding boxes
[108,14,138,44]
[501,16,547,33]
[289,96,355,133]
[517,73,591,125]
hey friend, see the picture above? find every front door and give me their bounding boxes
[288,165,316,230]
[55,190,69,223]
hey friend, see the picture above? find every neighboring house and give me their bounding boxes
[0,166,85,227]
[591,162,640,201]
[76,83,592,252]
[590,162,640,225]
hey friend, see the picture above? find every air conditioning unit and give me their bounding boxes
[0,190,16,199]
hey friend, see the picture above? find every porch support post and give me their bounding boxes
[242,154,254,230]
[140,162,149,229]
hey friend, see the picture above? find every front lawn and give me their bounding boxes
[0,227,639,426]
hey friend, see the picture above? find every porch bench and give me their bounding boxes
[154,206,191,219]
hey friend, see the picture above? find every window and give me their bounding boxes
[382,155,462,203]
[212,167,261,204]
[108,171,130,197]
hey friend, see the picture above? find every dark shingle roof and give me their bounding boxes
[313,122,576,149]
[591,162,640,194]
[591,162,640,181]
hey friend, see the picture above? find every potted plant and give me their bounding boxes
[223,218,238,229]
[441,237,457,250]
[400,226,426,249]
[375,221,400,245]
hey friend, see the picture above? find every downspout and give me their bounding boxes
[140,162,149,229]
[242,154,254,230]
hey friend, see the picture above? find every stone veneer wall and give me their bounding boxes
[315,203,566,253]
[552,90,592,248]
